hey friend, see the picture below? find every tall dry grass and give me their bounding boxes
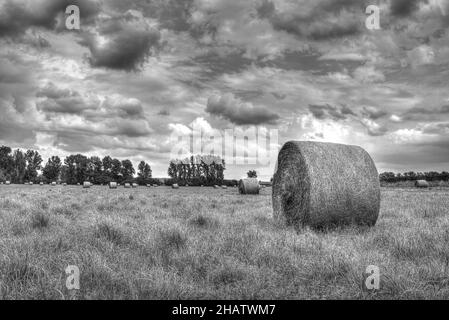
[0,185,448,299]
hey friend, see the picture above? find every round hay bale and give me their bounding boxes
[153,184,158,187]
[29,182,34,185]
[40,182,44,186]
[83,181,90,188]
[221,185,228,189]
[5,181,11,185]
[51,182,57,186]
[172,184,179,189]
[272,141,380,229]
[132,183,138,188]
[238,178,260,195]
[213,185,219,189]
[415,180,429,188]
[146,184,152,188]
[109,182,118,189]
[62,183,67,186]
[124,183,131,189]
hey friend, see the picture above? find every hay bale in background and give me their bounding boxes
[221,185,228,189]
[153,184,158,187]
[172,184,179,189]
[415,180,429,188]
[272,141,380,229]
[213,185,219,189]
[132,183,138,188]
[124,183,131,189]
[239,178,260,195]
[29,182,34,185]
[51,182,56,186]
[83,181,91,188]
[40,182,44,186]
[62,183,67,186]
[109,182,118,189]
[5,181,10,185]
[146,184,152,187]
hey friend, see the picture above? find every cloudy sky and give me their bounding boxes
[1,0,449,179]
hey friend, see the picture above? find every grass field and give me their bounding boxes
[0,184,449,300]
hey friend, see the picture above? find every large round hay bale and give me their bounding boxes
[221,185,228,189]
[153,184,158,187]
[415,180,429,188]
[272,141,380,229]
[109,182,118,189]
[62,183,67,186]
[132,183,138,188]
[83,181,90,188]
[213,185,219,189]
[29,182,34,186]
[239,178,260,194]
[172,184,179,189]
[5,181,11,185]
[51,182,57,186]
[124,183,131,188]
[40,182,44,186]
[146,184,152,188]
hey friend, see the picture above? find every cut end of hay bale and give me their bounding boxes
[415,180,429,188]
[239,178,260,195]
[272,141,380,230]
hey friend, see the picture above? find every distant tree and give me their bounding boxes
[121,159,135,181]
[11,149,27,183]
[247,170,257,178]
[24,150,43,182]
[43,156,62,182]
[137,161,152,185]
[111,159,122,182]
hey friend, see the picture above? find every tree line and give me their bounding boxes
[167,155,227,186]
[0,145,154,185]
[379,171,449,183]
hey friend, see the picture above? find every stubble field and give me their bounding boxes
[0,184,448,299]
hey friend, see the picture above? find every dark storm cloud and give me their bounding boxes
[362,106,389,120]
[206,94,280,125]
[308,104,351,120]
[36,82,98,114]
[79,11,161,71]
[390,0,424,17]
[0,0,101,38]
[402,105,449,121]
[257,0,367,41]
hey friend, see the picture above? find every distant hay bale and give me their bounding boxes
[40,182,44,186]
[29,182,34,185]
[146,184,152,187]
[221,185,228,189]
[153,184,158,187]
[83,181,90,188]
[272,141,380,229]
[172,184,179,189]
[109,182,118,189]
[51,182,56,186]
[415,180,429,188]
[132,183,138,188]
[62,183,67,186]
[213,185,219,189]
[239,178,260,195]
[124,183,131,189]
[5,181,10,185]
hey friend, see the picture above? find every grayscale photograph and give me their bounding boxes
[0,0,448,304]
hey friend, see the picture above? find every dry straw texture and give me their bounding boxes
[109,182,118,189]
[415,180,429,188]
[239,178,260,195]
[272,141,380,229]
[172,184,180,189]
